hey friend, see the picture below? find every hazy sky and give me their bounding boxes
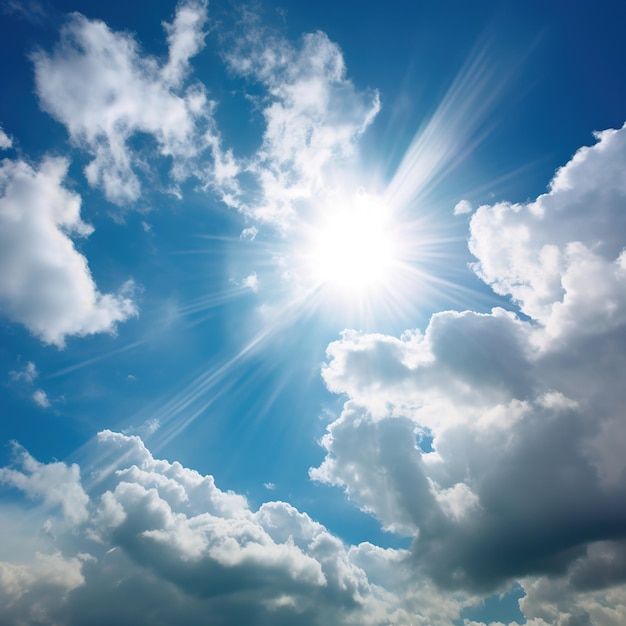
[1,1,626,624]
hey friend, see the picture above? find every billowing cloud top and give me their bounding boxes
[0,429,464,625]
[312,123,626,622]
[1,0,626,624]
[3,122,626,624]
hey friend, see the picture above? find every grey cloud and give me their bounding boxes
[567,541,626,592]
[311,123,626,608]
[1,431,465,625]
[0,552,89,626]
[518,573,626,626]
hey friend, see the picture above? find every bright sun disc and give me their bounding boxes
[308,192,396,293]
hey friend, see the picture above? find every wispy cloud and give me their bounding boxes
[2,0,48,25]
[9,361,38,384]
[32,1,237,207]
[0,125,12,149]
[225,25,380,226]
[241,271,259,292]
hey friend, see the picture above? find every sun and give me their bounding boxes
[305,190,398,294]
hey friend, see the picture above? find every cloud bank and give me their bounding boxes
[2,0,626,622]
[311,124,626,621]
[0,430,466,626]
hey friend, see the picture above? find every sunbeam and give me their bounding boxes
[3,3,625,625]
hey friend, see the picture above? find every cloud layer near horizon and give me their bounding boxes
[0,430,466,626]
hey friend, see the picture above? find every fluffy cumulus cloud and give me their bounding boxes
[3,124,625,623]
[6,1,626,621]
[0,442,89,525]
[0,156,137,346]
[31,1,378,228]
[0,430,469,625]
[225,25,380,225]
[32,388,50,408]
[469,125,626,344]
[311,123,626,619]
[454,199,473,215]
[32,0,238,206]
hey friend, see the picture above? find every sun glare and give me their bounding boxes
[307,191,397,293]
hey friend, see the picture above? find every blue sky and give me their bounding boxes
[1,1,626,624]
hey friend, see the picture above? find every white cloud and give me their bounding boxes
[0,431,473,625]
[241,226,258,240]
[0,443,89,525]
[0,552,89,625]
[32,1,237,207]
[241,272,259,292]
[0,126,12,150]
[161,0,208,88]
[310,122,626,606]
[0,156,137,346]
[8,362,51,407]
[469,124,626,344]
[32,389,50,408]
[226,26,380,226]
[30,4,379,231]
[454,199,472,215]
[9,361,38,384]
